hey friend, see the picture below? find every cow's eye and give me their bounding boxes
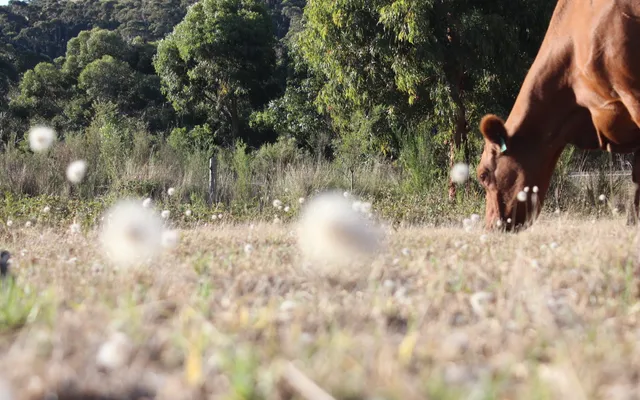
[479,172,488,182]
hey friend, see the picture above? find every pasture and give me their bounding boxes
[1,213,638,399]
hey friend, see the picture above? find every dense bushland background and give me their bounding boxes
[0,0,635,224]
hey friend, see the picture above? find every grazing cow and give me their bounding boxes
[477,0,640,231]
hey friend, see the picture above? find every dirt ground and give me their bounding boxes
[1,215,640,400]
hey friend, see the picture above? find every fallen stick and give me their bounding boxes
[281,362,336,400]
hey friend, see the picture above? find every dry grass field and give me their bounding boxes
[1,213,640,400]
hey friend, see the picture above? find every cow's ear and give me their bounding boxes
[480,114,508,152]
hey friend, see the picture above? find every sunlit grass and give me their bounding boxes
[0,215,638,398]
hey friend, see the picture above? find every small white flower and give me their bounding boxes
[532,186,539,193]
[185,209,192,217]
[273,199,283,208]
[244,244,253,254]
[24,221,32,228]
[167,187,176,196]
[142,198,152,208]
[28,125,56,152]
[450,163,469,184]
[507,218,512,224]
[42,206,50,214]
[524,187,530,193]
[517,191,527,202]
[161,210,170,219]
[284,206,290,213]
[161,230,179,249]
[298,197,305,204]
[6,220,13,227]
[66,160,87,184]
[277,205,283,211]
[217,213,223,219]
[598,194,606,202]
[343,192,350,198]
[211,214,218,220]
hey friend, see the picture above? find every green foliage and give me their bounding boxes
[155,0,278,146]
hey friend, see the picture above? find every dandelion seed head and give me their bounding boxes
[24,221,32,228]
[297,191,383,267]
[161,210,170,219]
[298,197,305,204]
[524,187,530,193]
[217,213,223,219]
[42,206,50,214]
[507,218,512,224]
[69,223,81,234]
[211,214,218,220]
[244,244,253,254]
[167,187,175,196]
[533,186,539,193]
[273,199,283,208]
[517,191,527,202]
[470,214,481,223]
[343,192,350,198]
[6,220,12,227]
[599,194,606,202]
[450,163,469,184]
[185,209,192,217]
[284,206,290,213]
[100,199,164,268]
[66,160,87,184]
[142,198,152,208]
[28,125,56,152]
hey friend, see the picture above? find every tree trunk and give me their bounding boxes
[230,95,239,143]
[448,73,469,201]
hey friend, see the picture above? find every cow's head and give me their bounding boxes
[477,114,559,231]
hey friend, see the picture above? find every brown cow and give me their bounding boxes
[477,0,640,231]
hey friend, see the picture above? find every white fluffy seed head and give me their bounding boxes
[524,187,530,193]
[161,210,170,219]
[185,209,192,217]
[96,332,132,371]
[470,214,481,223]
[69,223,81,234]
[6,220,12,227]
[167,187,175,196]
[217,213,223,219]
[507,218,512,224]
[28,125,56,152]
[297,191,383,267]
[99,199,164,269]
[142,198,152,208]
[211,214,218,220]
[599,194,606,202]
[532,186,539,193]
[273,199,283,208]
[517,191,527,202]
[42,206,50,214]
[450,163,469,184]
[298,197,305,204]
[24,221,32,228]
[66,160,87,184]
[284,206,290,213]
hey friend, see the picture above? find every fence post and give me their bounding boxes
[209,150,218,206]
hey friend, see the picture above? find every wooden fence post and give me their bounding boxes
[209,151,218,206]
